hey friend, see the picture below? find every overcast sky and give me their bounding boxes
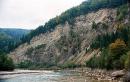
[0,0,85,29]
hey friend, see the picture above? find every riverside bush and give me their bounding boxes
[0,52,15,71]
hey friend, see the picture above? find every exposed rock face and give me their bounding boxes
[9,8,117,65]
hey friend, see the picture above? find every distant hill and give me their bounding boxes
[0,28,30,52]
[0,28,30,40]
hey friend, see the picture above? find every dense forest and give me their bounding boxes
[0,28,29,71]
[0,28,30,52]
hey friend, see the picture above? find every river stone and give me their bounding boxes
[111,70,125,78]
[123,72,130,82]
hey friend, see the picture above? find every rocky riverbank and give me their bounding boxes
[67,68,127,82]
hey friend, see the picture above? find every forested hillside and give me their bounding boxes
[21,0,127,44]
[0,28,30,40]
[0,28,30,52]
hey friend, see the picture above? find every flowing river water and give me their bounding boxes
[0,70,118,82]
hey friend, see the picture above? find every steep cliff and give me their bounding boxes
[10,8,117,66]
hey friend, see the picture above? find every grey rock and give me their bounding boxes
[111,70,125,78]
[123,72,130,82]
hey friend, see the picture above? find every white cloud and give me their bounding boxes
[0,0,85,29]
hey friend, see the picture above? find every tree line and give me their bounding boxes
[21,0,127,44]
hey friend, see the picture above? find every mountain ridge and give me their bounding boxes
[0,28,30,39]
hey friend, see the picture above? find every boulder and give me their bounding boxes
[123,72,130,82]
[111,70,125,78]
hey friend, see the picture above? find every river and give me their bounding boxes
[0,70,118,82]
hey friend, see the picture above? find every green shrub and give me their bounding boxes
[92,21,97,29]
[17,60,56,69]
[92,22,108,29]
[125,52,130,70]
[0,52,15,71]
[116,4,128,21]
[35,44,46,49]
[120,54,128,69]
[17,60,34,68]
[59,62,81,69]
[25,47,34,56]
